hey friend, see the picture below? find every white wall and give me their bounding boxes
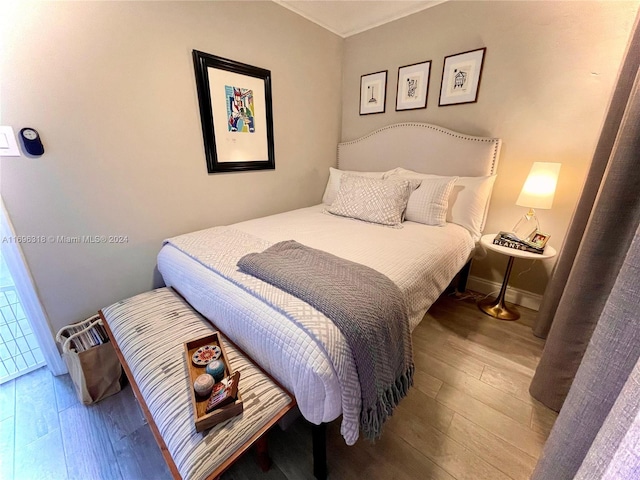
[341,0,638,295]
[0,1,343,332]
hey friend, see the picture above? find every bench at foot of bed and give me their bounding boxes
[99,287,301,480]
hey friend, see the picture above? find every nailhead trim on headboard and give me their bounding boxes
[337,122,501,175]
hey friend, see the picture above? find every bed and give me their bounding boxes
[158,122,501,445]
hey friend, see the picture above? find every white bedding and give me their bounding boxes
[158,204,474,444]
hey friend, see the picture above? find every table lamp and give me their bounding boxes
[512,162,561,241]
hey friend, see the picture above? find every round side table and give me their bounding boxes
[478,234,557,321]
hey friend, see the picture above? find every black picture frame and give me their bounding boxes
[193,50,275,173]
[359,70,387,115]
[438,47,486,107]
[395,60,431,111]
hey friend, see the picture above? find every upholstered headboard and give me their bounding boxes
[337,123,501,177]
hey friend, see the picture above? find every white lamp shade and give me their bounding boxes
[516,162,561,209]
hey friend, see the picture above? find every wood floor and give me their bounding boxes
[0,291,556,480]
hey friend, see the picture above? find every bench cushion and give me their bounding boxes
[101,287,294,480]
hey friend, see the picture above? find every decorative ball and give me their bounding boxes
[193,373,215,397]
[205,360,225,381]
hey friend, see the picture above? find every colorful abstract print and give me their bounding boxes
[225,86,255,133]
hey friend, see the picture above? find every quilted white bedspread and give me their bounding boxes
[158,205,474,444]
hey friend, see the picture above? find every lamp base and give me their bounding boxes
[512,208,539,241]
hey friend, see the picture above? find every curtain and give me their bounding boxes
[533,13,640,340]
[529,14,640,412]
[531,220,640,480]
[575,358,640,480]
[530,15,640,477]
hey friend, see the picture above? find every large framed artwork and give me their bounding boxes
[438,47,486,107]
[193,50,275,173]
[359,70,387,115]
[395,60,431,111]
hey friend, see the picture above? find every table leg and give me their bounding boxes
[255,434,271,472]
[478,255,520,320]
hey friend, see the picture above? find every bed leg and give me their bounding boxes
[255,434,271,472]
[312,423,327,480]
[457,259,472,293]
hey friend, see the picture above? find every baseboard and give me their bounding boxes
[466,275,543,311]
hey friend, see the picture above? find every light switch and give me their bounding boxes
[0,126,21,156]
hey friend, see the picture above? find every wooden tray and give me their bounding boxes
[184,332,243,432]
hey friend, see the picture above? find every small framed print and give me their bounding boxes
[396,60,431,111]
[439,47,486,107]
[528,231,550,249]
[359,70,387,115]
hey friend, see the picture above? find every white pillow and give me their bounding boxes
[322,167,387,205]
[447,175,497,239]
[387,168,497,238]
[327,175,414,227]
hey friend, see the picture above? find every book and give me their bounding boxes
[96,324,109,343]
[493,231,545,254]
[205,371,240,413]
[67,322,109,352]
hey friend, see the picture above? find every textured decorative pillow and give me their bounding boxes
[327,175,415,227]
[404,176,458,226]
[322,167,387,205]
[386,168,497,238]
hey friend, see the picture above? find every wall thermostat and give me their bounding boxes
[19,128,45,156]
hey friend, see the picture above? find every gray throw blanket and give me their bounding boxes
[237,240,414,440]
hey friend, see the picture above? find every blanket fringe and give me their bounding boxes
[361,364,415,441]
